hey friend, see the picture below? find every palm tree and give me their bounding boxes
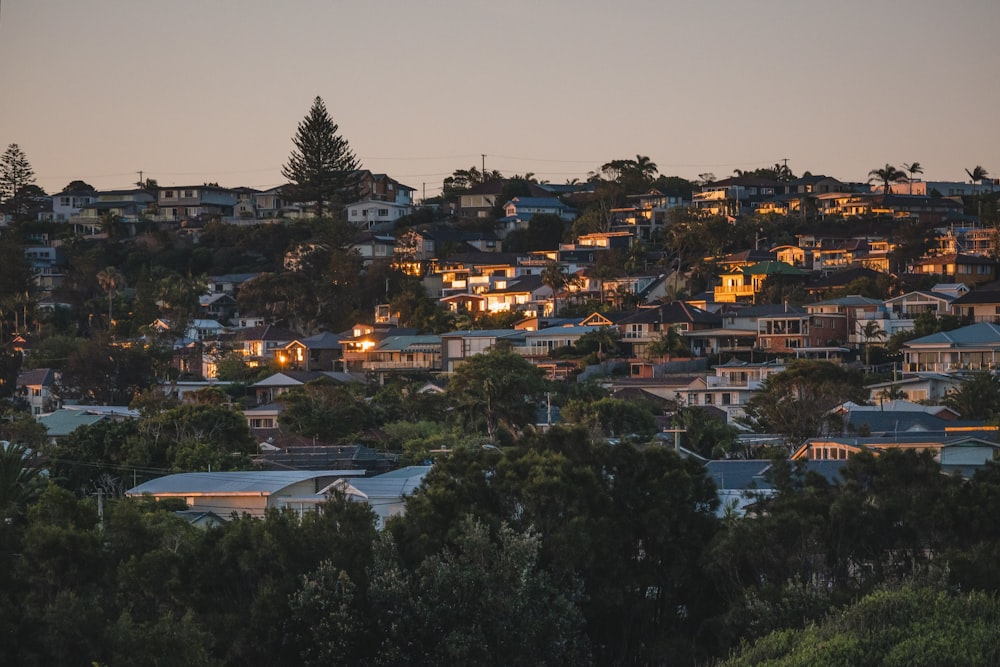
[868,164,908,201]
[902,161,923,194]
[966,165,989,186]
[97,266,126,333]
[0,442,45,523]
[541,261,572,316]
[634,155,658,181]
[860,320,886,369]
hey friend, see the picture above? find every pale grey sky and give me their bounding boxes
[2,0,998,197]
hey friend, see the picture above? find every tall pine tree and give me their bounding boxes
[282,97,360,218]
[0,143,37,223]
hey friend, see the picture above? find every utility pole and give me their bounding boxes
[137,170,143,188]
[481,154,486,178]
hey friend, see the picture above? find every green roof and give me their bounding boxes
[743,261,807,276]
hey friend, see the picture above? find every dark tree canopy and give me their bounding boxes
[281,96,360,217]
[0,143,37,222]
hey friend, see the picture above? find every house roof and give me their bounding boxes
[38,410,108,437]
[336,465,433,500]
[127,470,364,497]
[235,324,300,341]
[17,367,55,387]
[291,331,343,351]
[904,322,1000,347]
[742,260,807,276]
[372,335,441,352]
[951,288,1000,306]
[506,197,571,210]
[809,295,885,307]
[618,301,722,326]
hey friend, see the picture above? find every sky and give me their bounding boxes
[2,0,999,199]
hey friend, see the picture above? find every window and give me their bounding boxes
[164,190,174,199]
[378,208,389,216]
[721,393,732,405]
[704,393,713,404]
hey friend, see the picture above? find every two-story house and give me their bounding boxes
[17,368,58,416]
[157,185,239,222]
[617,301,721,358]
[683,359,786,423]
[756,307,848,355]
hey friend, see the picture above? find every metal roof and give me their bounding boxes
[127,470,363,497]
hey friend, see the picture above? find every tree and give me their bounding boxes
[672,406,740,458]
[723,584,1000,667]
[647,326,687,360]
[902,161,923,194]
[867,163,907,201]
[0,441,45,523]
[541,260,580,316]
[943,371,1000,421]
[447,347,545,442]
[966,165,990,186]
[0,143,37,222]
[281,96,360,217]
[97,266,126,333]
[860,320,885,368]
[741,360,867,446]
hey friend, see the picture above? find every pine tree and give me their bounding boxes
[281,97,360,218]
[0,143,37,223]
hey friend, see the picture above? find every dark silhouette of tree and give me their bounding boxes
[0,143,37,222]
[282,97,360,217]
[867,163,907,201]
[902,161,923,194]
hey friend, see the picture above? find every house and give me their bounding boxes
[279,331,344,373]
[233,325,300,367]
[72,189,156,234]
[23,243,67,291]
[349,233,396,264]
[395,227,501,263]
[336,465,433,528]
[125,470,366,519]
[884,289,959,319]
[338,325,418,372]
[156,185,239,222]
[902,322,1000,372]
[909,253,998,285]
[250,370,366,404]
[610,188,686,239]
[346,199,413,230]
[16,368,57,416]
[692,175,784,219]
[440,329,525,372]
[482,275,552,315]
[364,335,442,376]
[185,319,226,342]
[617,302,721,358]
[950,285,1000,324]
[683,359,786,424]
[865,373,962,404]
[713,261,807,304]
[756,308,849,355]
[792,435,1000,475]
[353,171,416,207]
[515,325,609,359]
[496,197,576,236]
[804,295,901,346]
[253,186,286,218]
[52,187,97,222]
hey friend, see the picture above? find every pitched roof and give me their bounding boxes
[17,368,55,387]
[904,322,1000,347]
[618,301,722,326]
